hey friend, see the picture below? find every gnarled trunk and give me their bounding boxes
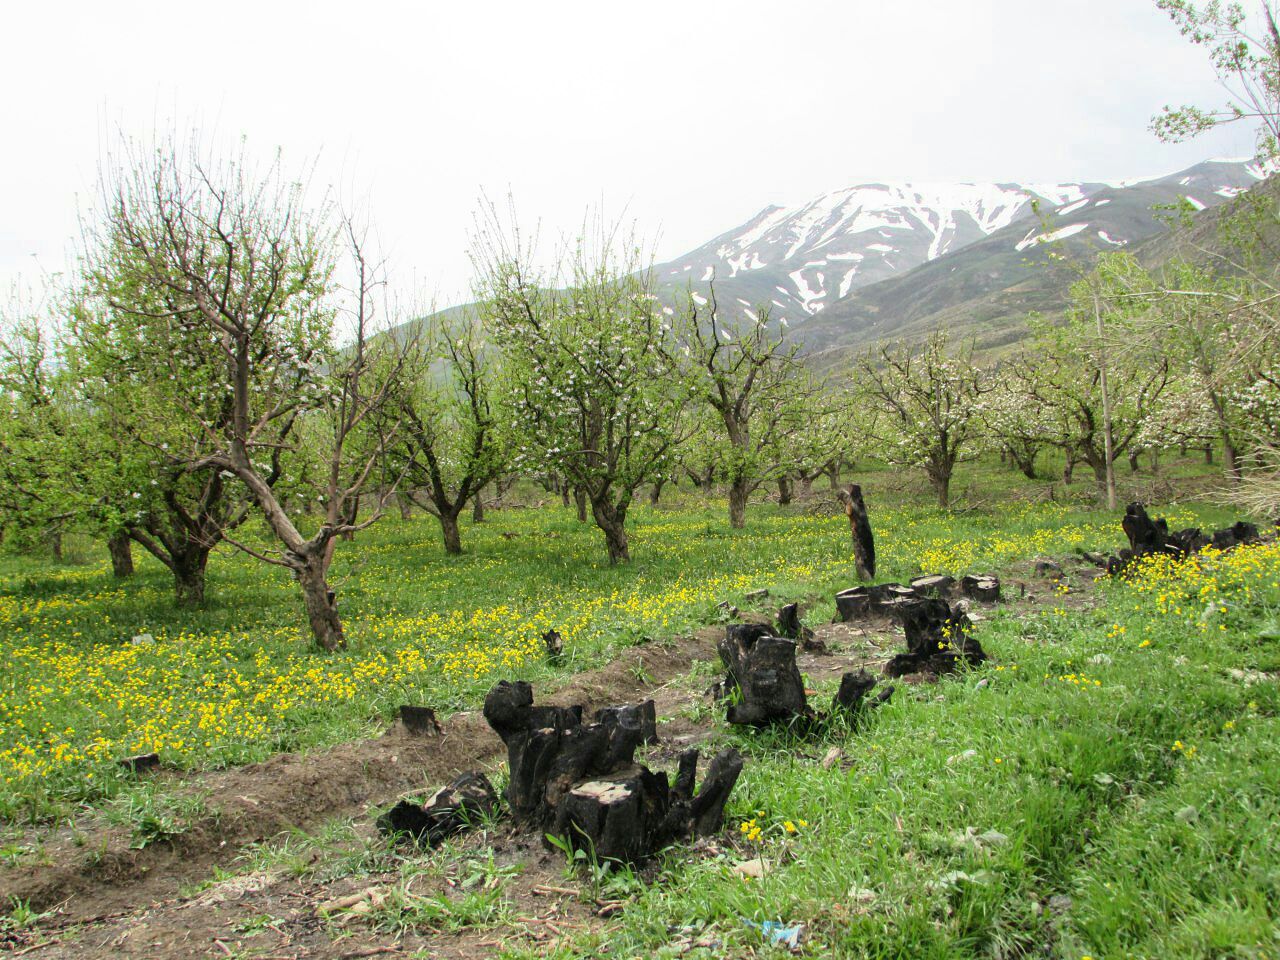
[574,488,587,523]
[173,548,210,606]
[591,498,630,564]
[295,554,345,652]
[649,477,665,506]
[472,487,486,523]
[440,510,463,555]
[777,476,792,505]
[107,532,134,578]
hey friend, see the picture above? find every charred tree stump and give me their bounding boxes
[959,574,1001,603]
[1212,521,1260,550]
[1122,502,1177,558]
[553,747,744,863]
[835,583,916,621]
[885,598,987,677]
[118,753,161,775]
[909,574,955,598]
[482,682,742,863]
[717,625,809,725]
[777,602,823,652]
[838,483,876,579]
[543,629,565,663]
[834,587,871,621]
[594,700,659,746]
[378,771,500,846]
[398,705,443,736]
[716,625,891,729]
[833,669,895,716]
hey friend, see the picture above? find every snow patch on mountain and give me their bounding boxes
[656,158,1276,317]
[1016,223,1089,253]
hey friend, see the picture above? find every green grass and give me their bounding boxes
[3,456,1231,820]
[521,542,1280,959]
[2,454,1276,957]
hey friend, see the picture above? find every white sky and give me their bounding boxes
[0,0,1257,306]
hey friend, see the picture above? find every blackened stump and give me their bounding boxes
[833,669,896,715]
[959,575,1001,603]
[717,626,809,725]
[777,603,823,652]
[594,700,659,746]
[399,705,442,736]
[377,771,499,846]
[838,483,876,580]
[543,629,565,662]
[118,753,161,775]
[481,682,742,864]
[909,574,955,598]
[885,598,987,677]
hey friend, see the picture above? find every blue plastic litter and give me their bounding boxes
[744,919,803,950]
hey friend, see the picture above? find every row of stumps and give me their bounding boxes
[377,572,1002,863]
[378,684,744,864]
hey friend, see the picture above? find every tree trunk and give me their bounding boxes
[295,554,345,652]
[839,483,876,580]
[340,498,358,542]
[472,487,486,523]
[1063,451,1076,485]
[173,549,210,606]
[49,531,63,563]
[927,469,951,510]
[1150,449,1160,473]
[574,488,587,523]
[1010,447,1037,480]
[440,510,463,555]
[1204,444,1213,465]
[1128,450,1141,474]
[825,463,841,490]
[649,478,665,506]
[561,484,570,508]
[107,532,134,578]
[398,494,413,520]
[777,477,792,506]
[798,475,814,498]
[495,476,513,507]
[1087,455,1108,484]
[728,477,750,529]
[1223,441,1240,481]
[591,499,630,564]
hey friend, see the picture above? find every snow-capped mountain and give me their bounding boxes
[654,158,1277,323]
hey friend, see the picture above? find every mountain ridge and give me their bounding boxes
[648,157,1276,363]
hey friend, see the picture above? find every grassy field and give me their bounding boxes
[0,456,1231,821]
[2,457,1277,958]
[525,541,1280,959]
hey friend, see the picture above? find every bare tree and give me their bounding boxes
[85,136,412,650]
[473,207,685,563]
[675,286,817,528]
[387,312,508,554]
[858,333,989,510]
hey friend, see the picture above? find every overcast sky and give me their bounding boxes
[0,0,1257,306]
